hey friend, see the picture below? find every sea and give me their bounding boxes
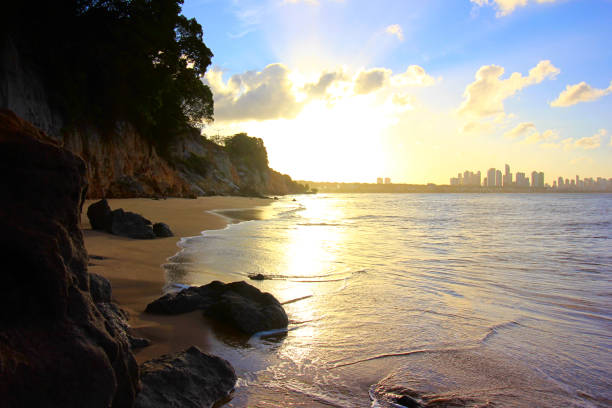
[164,194,612,407]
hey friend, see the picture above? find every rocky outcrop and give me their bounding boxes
[135,346,236,408]
[87,199,173,239]
[146,281,289,335]
[0,110,139,407]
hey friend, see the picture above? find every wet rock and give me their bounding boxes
[110,208,155,239]
[0,110,138,408]
[87,199,113,231]
[135,346,236,408]
[146,281,288,335]
[152,222,173,237]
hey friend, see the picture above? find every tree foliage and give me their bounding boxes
[3,0,214,152]
[225,133,269,172]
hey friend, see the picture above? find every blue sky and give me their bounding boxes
[182,0,612,184]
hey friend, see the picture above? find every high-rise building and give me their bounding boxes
[487,168,496,187]
[558,177,564,188]
[516,172,528,187]
[503,164,513,187]
[384,177,391,184]
[539,172,545,188]
[376,178,383,184]
[531,171,544,188]
[495,170,502,187]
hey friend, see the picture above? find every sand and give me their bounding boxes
[81,196,271,363]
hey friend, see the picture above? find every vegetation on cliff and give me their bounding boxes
[3,0,213,152]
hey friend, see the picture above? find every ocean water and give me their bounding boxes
[165,194,612,407]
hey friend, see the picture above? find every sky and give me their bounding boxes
[182,0,612,184]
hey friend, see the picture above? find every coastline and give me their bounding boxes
[81,196,271,363]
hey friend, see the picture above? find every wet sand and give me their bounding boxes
[81,196,271,363]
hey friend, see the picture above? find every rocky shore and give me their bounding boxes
[0,110,287,407]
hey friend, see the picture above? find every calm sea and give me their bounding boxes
[165,194,612,407]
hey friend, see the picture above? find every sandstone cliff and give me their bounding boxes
[0,38,308,199]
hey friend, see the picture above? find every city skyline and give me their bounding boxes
[450,163,611,189]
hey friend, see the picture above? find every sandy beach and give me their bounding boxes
[81,196,271,363]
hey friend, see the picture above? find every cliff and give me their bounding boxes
[0,37,308,199]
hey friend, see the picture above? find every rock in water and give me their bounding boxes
[87,199,113,231]
[0,110,139,408]
[135,346,236,408]
[146,281,289,335]
[110,208,156,239]
[153,222,173,237]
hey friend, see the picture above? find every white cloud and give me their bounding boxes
[504,122,535,139]
[550,81,612,107]
[391,65,436,87]
[385,24,404,41]
[522,129,558,144]
[353,68,392,94]
[574,129,605,150]
[471,0,559,16]
[303,70,346,98]
[205,63,303,121]
[458,60,559,120]
[282,0,320,5]
[542,129,607,151]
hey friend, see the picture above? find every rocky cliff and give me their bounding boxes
[0,110,139,407]
[0,38,307,199]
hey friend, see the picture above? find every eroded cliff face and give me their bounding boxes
[0,110,139,408]
[0,39,306,198]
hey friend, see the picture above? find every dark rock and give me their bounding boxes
[135,346,236,408]
[152,222,173,237]
[0,110,138,407]
[89,273,112,303]
[87,199,113,231]
[89,254,108,260]
[249,273,266,280]
[130,336,152,349]
[146,281,288,335]
[110,208,155,239]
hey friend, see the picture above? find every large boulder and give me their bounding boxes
[109,208,155,239]
[135,346,236,408]
[87,198,113,231]
[0,110,139,408]
[146,281,288,335]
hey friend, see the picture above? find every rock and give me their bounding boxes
[135,346,236,408]
[152,222,173,237]
[249,273,266,280]
[0,110,138,407]
[89,273,112,303]
[110,208,155,239]
[87,199,113,231]
[146,281,288,335]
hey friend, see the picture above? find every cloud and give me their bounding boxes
[522,129,558,144]
[550,81,612,107]
[574,129,605,150]
[542,129,607,151]
[471,0,559,16]
[385,24,404,41]
[391,65,436,87]
[354,68,392,94]
[303,70,346,98]
[205,63,303,121]
[282,0,320,5]
[458,60,559,120]
[504,122,535,139]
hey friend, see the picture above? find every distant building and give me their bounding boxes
[531,171,544,188]
[487,168,496,187]
[377,178,383,184]
[516,172,529,187]
[558,177,564,188]
[384,177,391,184]
[495,170,502,187]
[503,164,513,187]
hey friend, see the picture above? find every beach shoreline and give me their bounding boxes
[81,196,271,363]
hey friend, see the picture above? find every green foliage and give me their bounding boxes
[224,133,269,172]
[4,0,214,151]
